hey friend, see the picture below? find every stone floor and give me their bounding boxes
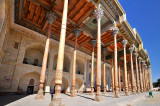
[0,91,160,106]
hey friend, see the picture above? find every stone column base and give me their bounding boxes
[71,90,76,97]
[103,91,107,94]
[114,91,120,98]
[132,90,136,95]
[90,91,94,95]
[94,93,103,102]
[90,87,94,95]
[49,98,64,106]
[137,91,140,94]
[103,88,107,94]
[125,92,129,96]
[34,89,45,100]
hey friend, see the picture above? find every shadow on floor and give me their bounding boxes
[64,93,70,97]
[0,94,32,106]
[77,94,94,101]
[103,95,113,98]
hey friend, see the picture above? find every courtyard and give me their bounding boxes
[1,91,160,106]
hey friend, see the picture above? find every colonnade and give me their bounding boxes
[34,1,153,105]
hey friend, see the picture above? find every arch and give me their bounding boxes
[23,44,45,67]
[29,79,34,85]
[18,72,40,92]
[53,54,70,72]
[76,59,85,75]
[50,77,69,92]
[75,78,84,92]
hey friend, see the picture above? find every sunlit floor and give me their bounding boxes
[1,91,160,106]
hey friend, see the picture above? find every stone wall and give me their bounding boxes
[0,28,91,93]
[0,0,113,93]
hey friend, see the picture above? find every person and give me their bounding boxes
[50,87,54,101]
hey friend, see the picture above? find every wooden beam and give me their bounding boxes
[66,31,73,39]
[42,20,48,30]
[55,11,76,26]
[103,38,122,47]
[79,38,91,47]
[28,0,50,10]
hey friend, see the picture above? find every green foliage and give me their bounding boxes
[153,78,160,87]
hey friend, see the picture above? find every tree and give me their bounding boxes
[153,78,160,87]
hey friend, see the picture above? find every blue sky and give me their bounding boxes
[118,0,160,82]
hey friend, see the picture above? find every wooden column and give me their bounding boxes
[90,40,96,95]
[134,53,140,93]
[141,61,145,92]
[102,48,107,94]
[129,47,136,95]
[118,58,121,93]
[138,57,143,92]
[94,4,103,102]
[121,40,129,96]
[71,28,81,97]
[49,0,68,105]
[143,63,146,92]
[144,66,147,91]
[111,58,114,93]
[148,65,153,91]
[35,12,55,100]
[128,72,130,92]
[111,27,120,98]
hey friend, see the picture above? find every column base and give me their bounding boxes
[103,91,107,94]
[125,92,129,96]
[34,89,45,100]
[90,91,94,95]
[141,90,143,93]
[114,91,120,98]
[137,90,140,94]
[49,97,64,106]
[132,90,136,95]
[70,90,76,97]
[91,87,94,95]
[94,94,103,102]
[103,88,107,94]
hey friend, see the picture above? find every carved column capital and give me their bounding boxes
[121,40,128,48]
[143,63,147,66]
[94,5,103,21]
[90,40,97,48]
[46,11,56,25]
[102,48,107,54]
[145,65,148,68]
[134,53,138,58]
[148,65,151,68]
[141,61,145,65]
[129,47,134,53]
[73,28,81,37]
[111,27,119,37]
[138,57,142,62]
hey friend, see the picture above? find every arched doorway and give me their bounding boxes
[50,77,69,93]
[27,79,35,94]
[18,72,40,94]
[75,78,84,92]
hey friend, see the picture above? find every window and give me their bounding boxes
[23,58,28,64]
[121,77,123,82]
[14,42,19,49]
[29,79,34,85]
[89,64,91,68]
[33,59,39,66]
